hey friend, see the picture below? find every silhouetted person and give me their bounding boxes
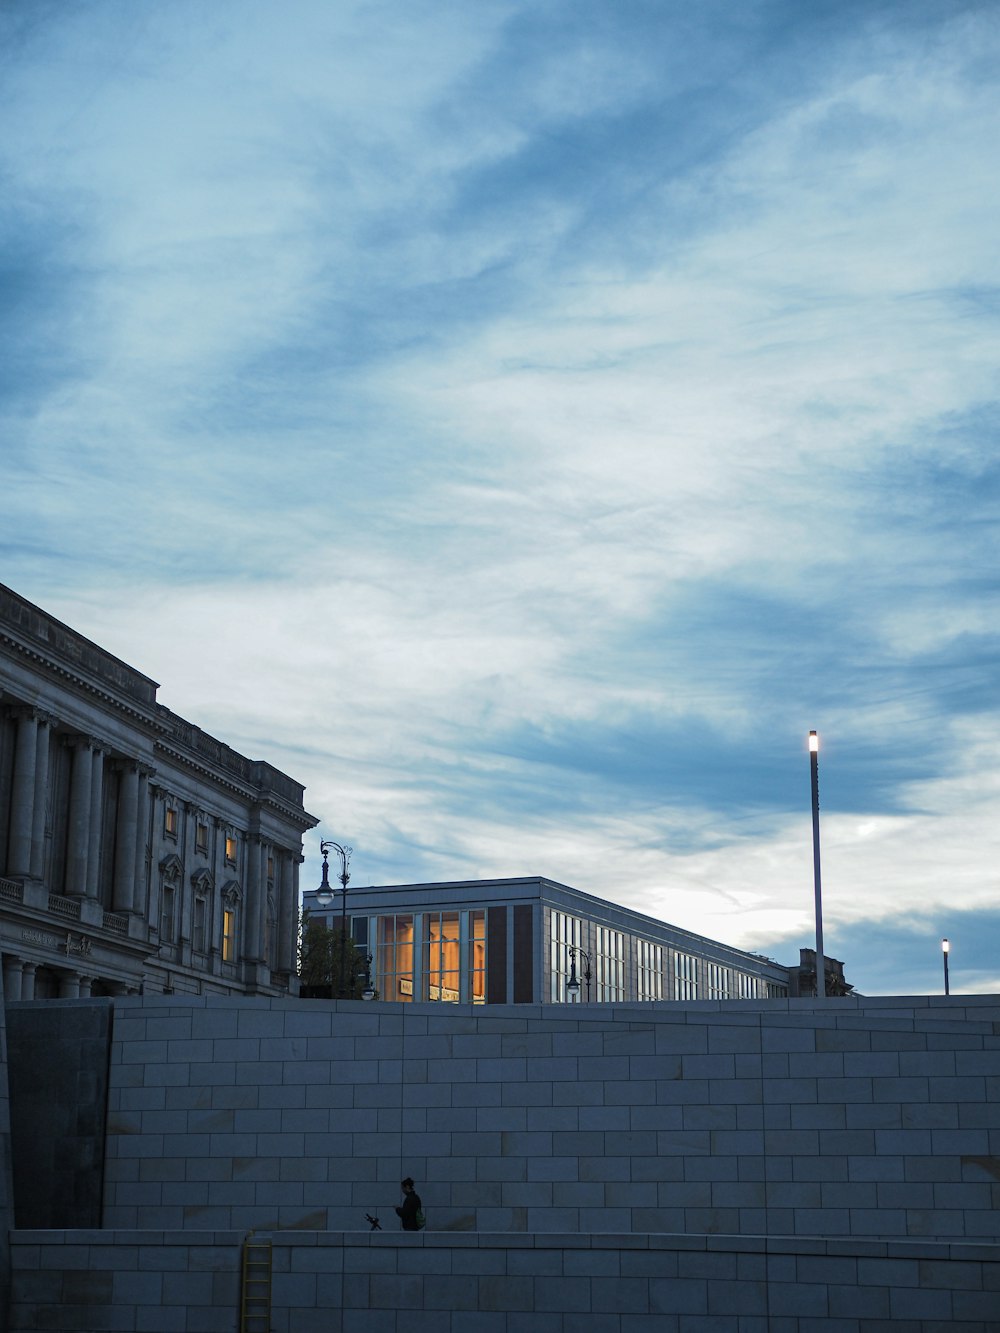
[394,1177,423,1231]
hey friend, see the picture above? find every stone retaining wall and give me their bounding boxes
[8,1229,1000,1332]
[101,994,1000,1240]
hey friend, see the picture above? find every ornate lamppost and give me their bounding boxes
[315,840,351,997]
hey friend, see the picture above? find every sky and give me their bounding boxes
[3,0,999,997]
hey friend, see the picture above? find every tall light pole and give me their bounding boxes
[315,840,352,997]
[809,731,825,1000]
[942,937,950,996]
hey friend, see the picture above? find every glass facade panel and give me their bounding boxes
[706,962,730,998]
[673,951,698,1000]
[377,914,414,1003]
[637,939,663,1000]
[549,910,583,1002]
[596,926,626,1001]
[424,911,461,1002]
[470,909,486,1004]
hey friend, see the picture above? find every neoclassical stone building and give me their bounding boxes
[0,583,317,999]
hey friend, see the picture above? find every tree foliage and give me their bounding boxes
[298,911,372,999]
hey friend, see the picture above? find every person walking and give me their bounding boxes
[394,1177,424,1231]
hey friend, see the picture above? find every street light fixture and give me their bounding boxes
[808,731,826,1000]
[315,840,352,997]
[565,945,592,1002]
[942,937,950,997]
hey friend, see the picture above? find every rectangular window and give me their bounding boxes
[706,962,730,998]
[195,822,208,853]
[674,951,698,1000]
[164,806,177,838]
[549,910,584,1002]
[735,972,759,999]
[267,854,275,881]
[596,926,627,1002]
[160,884,175,943]
[637,939,663,1001]
[350,916,369,949]
[376,914,414,1003]
[193,897,207,953]
[222,908,236,961]
[225,835,237,864]
[469,909,486,1005]
[424,911,461,1002]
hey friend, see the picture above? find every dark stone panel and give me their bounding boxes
[487,907,507,1005]
[513,905,534,1004]
[6,999,113,1228]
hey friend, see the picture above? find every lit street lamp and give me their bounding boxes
[942,937,950,997]
[315,840,351,997]
[809,731,825,1000]
[565,945,592,1002]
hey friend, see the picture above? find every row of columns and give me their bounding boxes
[2,956,135,1000]
[6,707,152,909]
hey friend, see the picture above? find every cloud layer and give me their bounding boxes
[3,0,999,994]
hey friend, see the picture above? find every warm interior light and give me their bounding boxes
[942,938,950,953]
[808,731,819,752]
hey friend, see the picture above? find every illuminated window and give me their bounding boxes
[267,854,274,881]
[225,834,237,864]
[222,907,237,961]
[637,940,663,1000]
[596,926,627,1002]
[673,951,698,1000]
[549,910,583,1002]
[470,910,486,1005]
[164,806,178,838]
[376,914,414,1002]
[424,912,460,1002]
[196,822,209,853]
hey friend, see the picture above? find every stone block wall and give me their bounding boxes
[8,1229,1000,1332]
[100,994,1000,1241]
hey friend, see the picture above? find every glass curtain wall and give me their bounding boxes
[377,914,414,1002]
[424,911,460,1001]
[549,910,583,1002]
[596,926,626,1001]
[636,939,663,1000]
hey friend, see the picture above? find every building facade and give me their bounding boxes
[301,875,793,1005]
[0,583,317,999]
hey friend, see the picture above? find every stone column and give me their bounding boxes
[20,964,36,1000]
[276,852,296,975]
[59,972,81,999]
[65,737,95,896]
[244,836,264,963]
[2,959,24,1002]
[132,765,153,916]
[29,717,51,880]
[113,761,139,914]
[85,746,105,900]
[7,708,39,877]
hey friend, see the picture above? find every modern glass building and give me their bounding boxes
[300,875,794,1005]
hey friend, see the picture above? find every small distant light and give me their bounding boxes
[942,938,950,954]
[808,731,819,753]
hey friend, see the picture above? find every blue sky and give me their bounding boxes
[3,0,999,995]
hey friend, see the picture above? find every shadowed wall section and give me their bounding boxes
[6,999,112,1228]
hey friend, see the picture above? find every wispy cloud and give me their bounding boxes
[3,0,999,995]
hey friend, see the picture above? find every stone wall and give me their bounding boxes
[8,1229,1000,1332]
[101,993,1000,1241]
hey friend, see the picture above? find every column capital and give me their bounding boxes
[63,732,101,753]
